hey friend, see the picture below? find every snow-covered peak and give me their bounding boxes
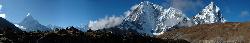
[122,1,164,35]
[154,7,189,35]
[98,1,226,36]
[124,1,163,21]
[205,2,220,13]
[18,13,51,31]
[21,13,38,24]
[25,13,34,20]
[121,1,190,35]
[27,13,31,16]
[193,2,226,24]
[164,7,184,19]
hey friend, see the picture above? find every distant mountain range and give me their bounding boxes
[0,1,225,35]
[1,1,250,43]
[118,1,225,35]
[11,13,88,32]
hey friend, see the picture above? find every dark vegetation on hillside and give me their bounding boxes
[0,26,189,43]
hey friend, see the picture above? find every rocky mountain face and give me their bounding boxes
[121,1,163,35]
[119,1,225,35]
[193,2,226,24]
[120,1,191,35]
[15,13,51,31]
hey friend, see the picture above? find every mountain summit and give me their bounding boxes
[87,1,226,36]
[119,1,226,35]
[121,1,162,35]
[120,1,191,35]
[193,2,226,24]
[16,13,51,31]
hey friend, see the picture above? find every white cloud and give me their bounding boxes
[0,14,5,18]
[14,24,26,30]
[88,16,124,30]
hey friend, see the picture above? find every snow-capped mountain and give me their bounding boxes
[75,24,88,32]
[121,1,162,35]
[16,13,51,31]
[193,2,226,24]
[120,1,191,35]
[46,24,88,32]
[0,17,22,32]
[46,24,64,30]
[154,7,195,35]
[89,1,226,36]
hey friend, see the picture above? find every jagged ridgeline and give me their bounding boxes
[119,1,225,35]
[0,17,22,33]
[14,13,51,32]
[0,1,227,43]
[0,1,189,43]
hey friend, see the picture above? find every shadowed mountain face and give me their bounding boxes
[0,17,22,33]
[157,22,250,43]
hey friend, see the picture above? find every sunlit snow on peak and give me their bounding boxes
[27,13,31,16]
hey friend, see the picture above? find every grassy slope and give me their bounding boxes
[157,22,250,43]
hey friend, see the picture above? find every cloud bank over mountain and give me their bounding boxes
[88,16,123,30]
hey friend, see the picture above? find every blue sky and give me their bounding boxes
[0,0,250,26]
